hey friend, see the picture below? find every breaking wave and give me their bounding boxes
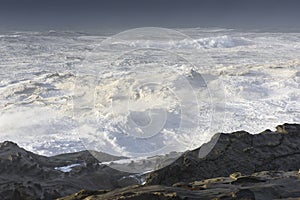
[122,35,251,49]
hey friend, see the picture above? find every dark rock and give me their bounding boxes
[59,170,300,200]
[0,141,131,200]
[146,123,300,186]
[232,176,265,184]
[57,189,109,200]
[2,123,300,199]
[232,189,255,200]
[276,123,300,134]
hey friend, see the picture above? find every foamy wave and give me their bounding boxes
[123,35,251,49]
[0,29,299,158]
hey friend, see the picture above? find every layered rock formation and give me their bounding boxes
[59,170,300,200]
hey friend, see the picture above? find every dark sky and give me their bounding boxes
[0,0,300,31]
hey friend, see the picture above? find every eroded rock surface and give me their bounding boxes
[146,123,300,185]
[1,123,300,199]
[0,141,132,200]
[59,170,300,200]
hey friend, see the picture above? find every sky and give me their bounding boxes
[0,0,300,31]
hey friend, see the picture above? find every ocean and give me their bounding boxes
[0,27,299,160]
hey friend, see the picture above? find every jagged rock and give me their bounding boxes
[0,141,131,200]
[59,170,300,200]
[146,123,300,186]
[276,123,300,134]
[1,123,300,199]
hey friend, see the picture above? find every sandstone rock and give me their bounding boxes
[230,172,243,180]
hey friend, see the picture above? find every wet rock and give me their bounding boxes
[146,123,300,186]
[2,123,300,199]
[0,141,132,200]
[59,170,300,200]
[276,123,300,134]
[232,189,255,200]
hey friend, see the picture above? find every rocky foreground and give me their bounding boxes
[0,142,133,199]
[59,170,300,200]
[1,123,300,200]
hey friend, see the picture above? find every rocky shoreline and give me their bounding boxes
[60,170,300,200]
[1,123,300,200]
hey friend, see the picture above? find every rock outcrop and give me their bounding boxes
[59,170,300,200]
[1,123,300,199]
[146,123,300,186]
[0,141,132,200]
